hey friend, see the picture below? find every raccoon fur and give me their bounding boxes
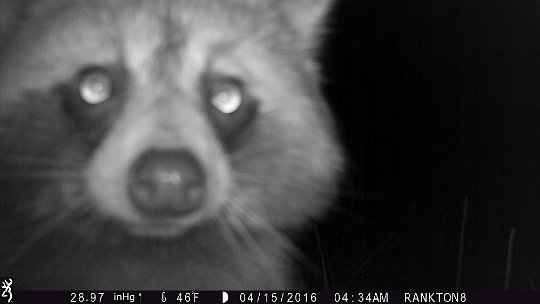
[0,0,343,290]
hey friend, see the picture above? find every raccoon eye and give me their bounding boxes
[210,80,243,114]
[205,76,258,149]
[78,67,114,104]
[57,65,125,147]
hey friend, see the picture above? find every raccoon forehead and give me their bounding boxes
[1,0,329,99]
[15,0,317,49]
[13,0,298,55]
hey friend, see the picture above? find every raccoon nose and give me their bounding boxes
[128,149,206,217]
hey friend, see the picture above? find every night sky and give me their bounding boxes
[304,0,540,290]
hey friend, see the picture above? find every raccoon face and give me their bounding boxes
[0,0,342,245]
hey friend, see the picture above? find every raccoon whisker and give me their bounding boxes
[0,164,81,173]
[3,195,93,270]
[229,144,284,160]
[71,206,112,248]
[0,154,86,165]
[231,170,307,184]
[0,164,82,174]
[0,159,82,168]
[222,196,269,261]
[227,199,296,254]
[225,210,256,249]
[228,201,278,234]
[232,170,338,195]
[230,215,273,263]
[258,106,284,116]
[226,201,273,232]
[0,206,51,228]
[212,215,244,254]
[227,197,321,278]
[224,195,300,260]
[52,205,103,255]
[0,185,73,223]
[0,170,84,180]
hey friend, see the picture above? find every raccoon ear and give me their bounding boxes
[275,0,335,47]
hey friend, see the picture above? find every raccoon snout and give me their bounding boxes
[128,149,206,218]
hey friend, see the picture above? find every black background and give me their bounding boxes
[306,0,540,290]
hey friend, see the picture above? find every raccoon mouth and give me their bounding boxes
[128,218,198,238]
[113,203,211,238]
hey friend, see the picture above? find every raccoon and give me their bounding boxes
[0,0,343,289]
